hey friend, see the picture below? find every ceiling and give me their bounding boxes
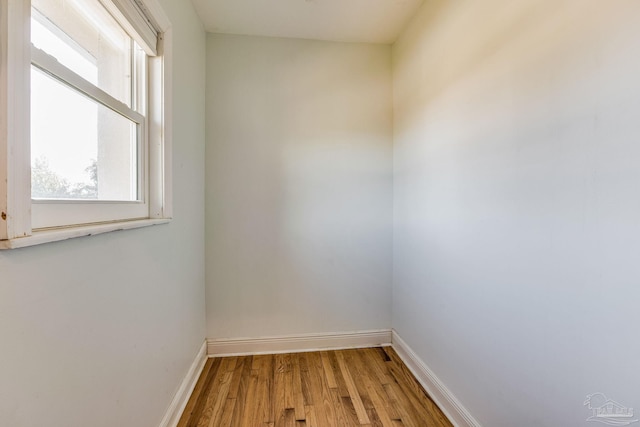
[190,0,424,44]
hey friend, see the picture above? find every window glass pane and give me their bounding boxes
[31,0,133,107]
[31,66,139,201]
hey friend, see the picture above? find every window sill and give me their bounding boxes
[0,218,170,250]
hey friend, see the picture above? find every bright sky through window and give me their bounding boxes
[31,17,99,194]
[30,0,140,202]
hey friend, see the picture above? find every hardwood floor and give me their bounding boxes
[177,347,453,427]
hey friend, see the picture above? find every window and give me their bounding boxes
[0,0,172,248]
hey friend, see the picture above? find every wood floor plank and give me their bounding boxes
[284,408,296,427]
[382,382,422,427]
[183,357,223,427]
[328,352,350,399]
[304,352,335,427]
[385,359,450,427]
[217,356,251,426]
[298,353,313,406]
[240,357,261,427]
[344,349,376,412]
[320,352,337,389]
[336,350,371,425]
[305,405,319,427]
[284,354,295,410]
[230,356,253,427]
[364,347,393,386]
[218,396,237,427]
[329,388,358,427]
[207,370,235,427]
[338,394,362,426]
[359,350,401,421]
[197,358,235,427]
[227,357,248,400]
[343,350,382,427]
[179,348,453,427]
[274,353,287,427]
[257,354,274,424]
[387,365,449,427]
[177,358,215,427]
[363,374,395,427]
[292,354,306,421]
[383,347,453,427]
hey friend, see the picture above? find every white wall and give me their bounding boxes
[205,34,392,339]
[392,1,640,426]
[0,1,206,426]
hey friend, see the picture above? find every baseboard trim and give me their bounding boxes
[391,330,482,427]
[207,329,392,357]
[158,340,207,427]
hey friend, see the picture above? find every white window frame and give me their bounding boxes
[0,0,172,249]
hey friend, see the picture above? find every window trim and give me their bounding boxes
[31,42,149,229]
[31,45,146,126]
[0,0,172,249]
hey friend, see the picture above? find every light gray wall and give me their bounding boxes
[205,34,393,339]
[392,1,640,426]
[0,1,206,426]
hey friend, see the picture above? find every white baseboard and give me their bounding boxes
[391,330,482,427]
[207,329,392,357]
[158,340,208,427]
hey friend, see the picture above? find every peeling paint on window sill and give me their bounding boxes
[0,218,170,249]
